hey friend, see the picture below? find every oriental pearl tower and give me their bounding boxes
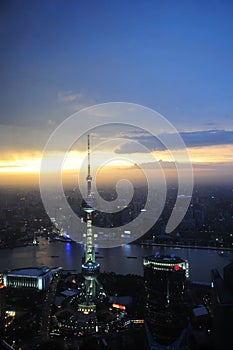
[81,135,100,305]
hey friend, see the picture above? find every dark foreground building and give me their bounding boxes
[211,262,233,350]
[143,253,189,345]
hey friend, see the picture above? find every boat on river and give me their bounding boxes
[217,250,230,257]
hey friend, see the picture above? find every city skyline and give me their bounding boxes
[0,1,233,186]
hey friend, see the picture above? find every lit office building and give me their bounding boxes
[143,253,189,345]
[144,254,188,306]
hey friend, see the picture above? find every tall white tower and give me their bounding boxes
[82,135,100,302]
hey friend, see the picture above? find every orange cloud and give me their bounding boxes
[0,144,232,187]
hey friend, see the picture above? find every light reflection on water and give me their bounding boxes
[0,238,232,282]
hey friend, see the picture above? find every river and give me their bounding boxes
[0,238,232,283]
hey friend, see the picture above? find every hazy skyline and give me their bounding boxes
[0,1,233,186]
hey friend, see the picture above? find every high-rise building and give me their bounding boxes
[0,283,6,339]
[0,285,6,317]
[143,253,189,345]
[223,261,233,292]
[211,266,233,350]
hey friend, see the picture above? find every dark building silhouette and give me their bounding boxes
[0,285,6,340]
[211,265,233,350]
[0,286,5,319]
[223,261,233,292]
[143,254,189,345]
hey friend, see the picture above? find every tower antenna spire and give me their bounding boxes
[88,134,90,175]
[87,134,92,197]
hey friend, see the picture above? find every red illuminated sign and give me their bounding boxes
[173,264,180,271]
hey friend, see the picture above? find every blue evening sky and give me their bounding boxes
[0,0,233,136]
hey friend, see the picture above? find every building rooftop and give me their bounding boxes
[109,295,132,307]
[144,254,185,264]
[192,305,209,317]
[5,266,50,277]
[60,289,78,297]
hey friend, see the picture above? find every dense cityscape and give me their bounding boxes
[0,178,233,349]
[1,1,233,350]
[1,183,233,251]
[0,135,233,350]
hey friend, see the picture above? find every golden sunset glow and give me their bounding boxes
[0,156,41,173]
[187,144,233,163]
[0,144,232,186]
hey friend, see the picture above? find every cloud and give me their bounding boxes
[114,129,233,154]
[0,164,21,168]
[0,124,52,152]
[57,90,97,113]
[115,137,164,154]
[181,129,233,148]
[203,122,216,126]
[57,91,84,103]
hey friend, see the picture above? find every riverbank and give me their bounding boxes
[138,241,233,252]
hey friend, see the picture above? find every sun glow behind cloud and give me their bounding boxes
[188,144,233,163]
[0,144,232,186]
[0,155,42,173]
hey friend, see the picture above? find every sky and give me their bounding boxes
[0,0,233,187]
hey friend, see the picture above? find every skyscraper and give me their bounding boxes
[0,278,6,340]
[211,265,233,350]
[143,253,189,345]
